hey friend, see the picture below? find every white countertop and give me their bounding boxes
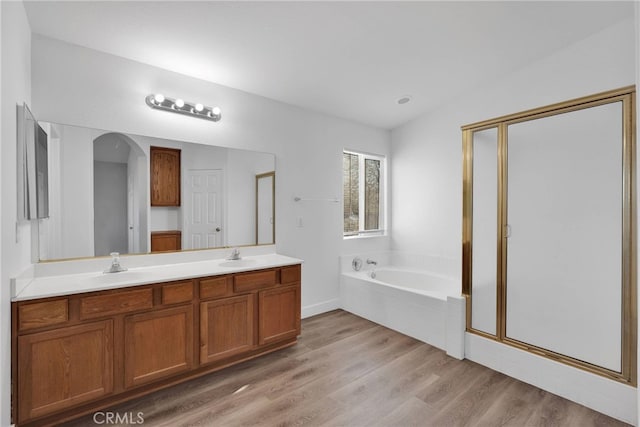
[13,253,303,302]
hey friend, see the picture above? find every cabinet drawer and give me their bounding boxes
[200,277,230,300]
[80,289,153,319]
[234,270,277,293]
[281,265,301,284]
[18,299,69,331]
[162,281,193,305]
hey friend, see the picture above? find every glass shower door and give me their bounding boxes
[505,102,623,372]
[470,127,498,336]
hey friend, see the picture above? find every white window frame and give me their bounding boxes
[343,149,386,238]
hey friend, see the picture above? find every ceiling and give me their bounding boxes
[23,1,633,130]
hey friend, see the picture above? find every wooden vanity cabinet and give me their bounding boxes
[124,304,194,388]
[200,294,255,364]
[150,146,181,206]
[259,284,300,345]
[17,320,114,422]
[12,264,301,427]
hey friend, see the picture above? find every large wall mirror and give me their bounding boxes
[462,86,636,385]
[37,121,275,262]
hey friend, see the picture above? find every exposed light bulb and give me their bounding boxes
[146,94,221,122]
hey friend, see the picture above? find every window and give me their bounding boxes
[343,150,385,237]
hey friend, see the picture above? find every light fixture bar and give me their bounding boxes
[145,94,221,122]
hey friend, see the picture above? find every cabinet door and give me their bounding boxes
[150,230,182,252]
[258,284,300,346]
[124,305,193,388]
[200,295,254,364]
[150,146,181,206]
[18,320,113,422]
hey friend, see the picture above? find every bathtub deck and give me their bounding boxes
[62,310,627,427]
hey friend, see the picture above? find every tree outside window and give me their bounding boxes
[343,150,384,237]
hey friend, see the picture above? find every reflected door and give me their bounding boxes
[184,170,223,249]
[256,172,275,245]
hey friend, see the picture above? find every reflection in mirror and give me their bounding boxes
[93,133,146,256]
[20,104,36,220]
[19,103,47,220]
[37,122,275,262]
[256,172,275,245]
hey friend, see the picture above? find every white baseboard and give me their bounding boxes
[465,333,637,425]
[301,298,341,319]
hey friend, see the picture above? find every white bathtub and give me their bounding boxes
[364,268,459,300]
[340,261,465,358]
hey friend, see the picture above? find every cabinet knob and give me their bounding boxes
[215,227,221,232]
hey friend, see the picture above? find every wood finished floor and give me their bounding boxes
[64,310,628,427]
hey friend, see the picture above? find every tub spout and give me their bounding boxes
[366,258,377,266]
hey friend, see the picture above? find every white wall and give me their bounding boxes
[1,2,32,426]
[392,18,635,261]
[31,35,391,319]
[391,18,636,423]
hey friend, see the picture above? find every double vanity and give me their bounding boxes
[11,252,302,426]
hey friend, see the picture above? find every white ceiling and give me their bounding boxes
[23,1,633,130]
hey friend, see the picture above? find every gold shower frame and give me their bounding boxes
[461,86,637,385]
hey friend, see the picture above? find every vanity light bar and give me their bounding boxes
[145,94,221,122]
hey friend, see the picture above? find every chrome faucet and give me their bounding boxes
[104,252,127,274]
[227,248,241,260]
[367,258,377,279]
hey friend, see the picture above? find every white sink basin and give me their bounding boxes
[218,259,258,268]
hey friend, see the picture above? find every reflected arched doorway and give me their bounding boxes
[93,133,147,256]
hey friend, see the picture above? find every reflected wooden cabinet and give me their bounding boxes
[150,146,181,206]
[150,230,182,252]
[17,320,113,422]
[200,295,254,364]
[12,264,301,427]
[124,305,193,388]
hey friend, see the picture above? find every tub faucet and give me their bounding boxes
[366,259,377,266]
[227,248,241,260]
[104,252,127,274]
